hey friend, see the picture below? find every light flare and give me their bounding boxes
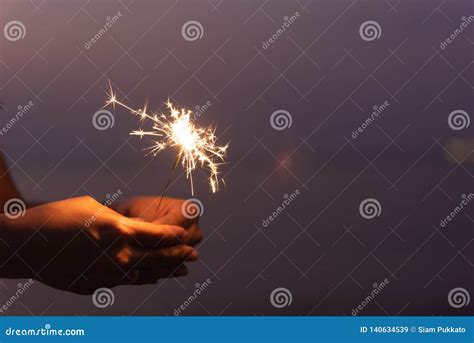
[105,87,228,195]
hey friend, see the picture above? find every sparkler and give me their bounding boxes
[105,86,228,197]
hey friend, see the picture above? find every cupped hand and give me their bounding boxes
[0,196,198,294]
[114,196,203,246]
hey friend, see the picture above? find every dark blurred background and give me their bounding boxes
[0,0,472,315]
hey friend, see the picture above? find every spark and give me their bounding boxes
[105,87,228,195]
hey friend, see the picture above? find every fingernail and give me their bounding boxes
[188,250,199,261]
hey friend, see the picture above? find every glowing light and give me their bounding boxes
[105,86,228,195]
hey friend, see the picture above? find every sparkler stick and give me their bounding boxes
[104,85,229,202]
[154,152,181,218]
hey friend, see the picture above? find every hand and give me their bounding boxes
[0,196,198,294]
[114,196,203,246]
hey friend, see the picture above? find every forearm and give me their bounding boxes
[0,201,55,279]
[0,213,29,279]
[0,150,41,278]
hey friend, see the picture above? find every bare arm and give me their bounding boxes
[0,152,201,294]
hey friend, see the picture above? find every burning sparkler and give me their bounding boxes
[105,86,228,196]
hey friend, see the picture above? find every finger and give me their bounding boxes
[182,222,203,246]
[153,215,202,245]
[132,245,199,268]
[122,218,186,248]
[153,212,197,229]
[132,265,189,285]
